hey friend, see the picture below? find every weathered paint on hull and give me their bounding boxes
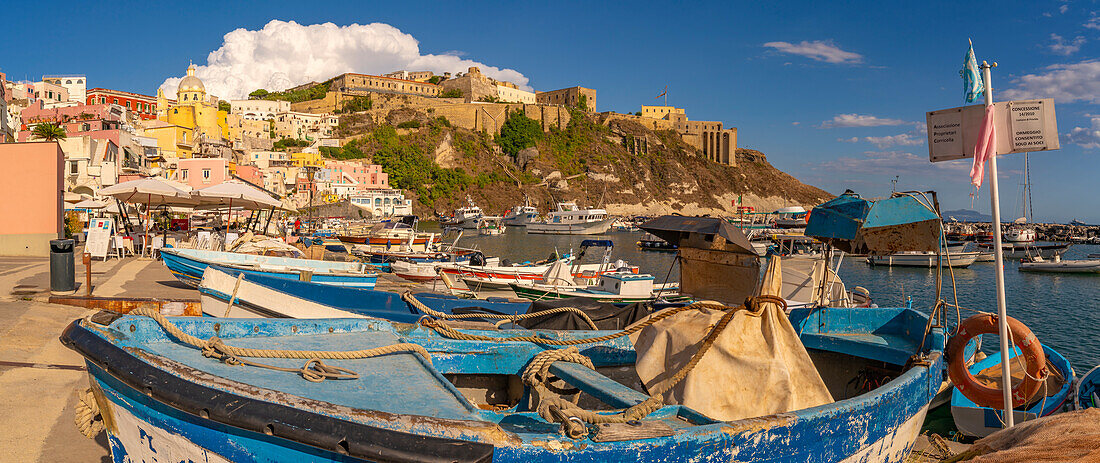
[162,251,377,289]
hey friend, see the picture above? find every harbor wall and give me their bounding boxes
[0,142,64,256]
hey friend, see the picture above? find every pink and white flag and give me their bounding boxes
[970,104,996,188]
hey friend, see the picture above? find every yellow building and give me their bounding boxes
[156,64,231,156]
[290,151,324,168]
[141,120,195,162]
[640,105,686,121]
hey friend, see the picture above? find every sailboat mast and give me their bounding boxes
[1025,153,1033,223]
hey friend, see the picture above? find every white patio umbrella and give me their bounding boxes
[98,177,197,251]
[193,181,282,234]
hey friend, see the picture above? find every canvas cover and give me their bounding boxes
[966,408,1100,462]
[630,257,833,421]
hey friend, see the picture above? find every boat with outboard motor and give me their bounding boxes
[160,247,378,288]
[1019,254,1100,273]
[866,251,982,268]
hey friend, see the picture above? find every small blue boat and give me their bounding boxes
[160,248,378,289]
[62,305,945,462]
[199,265,529,320]
[1076,365,1100,409]
[950,344,1075,437]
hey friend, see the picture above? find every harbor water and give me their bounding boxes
[443,224,1100,374]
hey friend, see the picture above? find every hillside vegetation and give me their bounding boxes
[318,106,830,216]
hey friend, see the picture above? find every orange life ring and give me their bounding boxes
[946,314,1047,408]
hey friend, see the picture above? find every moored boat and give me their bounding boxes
[509,271,686,303]
[526,202,615,235]
[1019,255,1100,273]
[477,216,506,235]
[502,200,539,227]
[160,248,378,288]
[977,242,1072,259]
[866,251,982,268]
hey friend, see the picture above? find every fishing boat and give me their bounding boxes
[977,242,1072,259]
[636,233,676,251]
[526,202,615,235]
[1018,254,1100,273]
[63,301,946,463]
[160,248,378,288]
[950,344,1075,437]
[502,199,539,227]
[773,206,809,229]
[1077,365,1100,409]
[866,251,982,268]
[444,240,637,294]
[337,221,441,253]
[390,253,498,282]
[611,218,640,232]
[444,197,484,229]
[198,265,529,320]
[477,216,506,236]
[509,271,685,303]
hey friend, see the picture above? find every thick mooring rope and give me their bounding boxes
[129,307,431,381]
[74,388,104,439]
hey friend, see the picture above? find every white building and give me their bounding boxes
[231,99,291,121]
[41,75,86,103]
[350,189,413,217]
[495,85,536,104]
[274,111,338,140]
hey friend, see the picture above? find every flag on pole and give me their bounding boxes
[655,86,667,99]
[961,39,984,103]
[970,104,996,187]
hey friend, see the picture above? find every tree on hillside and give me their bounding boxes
[32,122,67,141]
[248,89,269,99]
[496,111,543,156]
[218,100,231,112]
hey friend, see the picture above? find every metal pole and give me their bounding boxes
[982,60,1014,428]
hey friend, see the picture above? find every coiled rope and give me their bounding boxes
[508,296,785,438]
[401,291,599,330]
[129,307,431,382]
[74,387,104,439]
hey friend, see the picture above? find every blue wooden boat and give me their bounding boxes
[1075,365,1100,409]
[62,305,945,462]
[950,343,1075,437]
[160,248,378,289]
[199,265,529,320]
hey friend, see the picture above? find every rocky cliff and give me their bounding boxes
[324,108,831,217]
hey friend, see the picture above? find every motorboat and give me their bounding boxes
[636,233,676,252]
[501,200,539,227]
[1019,254,1100,273]
[510,271,686,303]
[477,216,506,235]
[526,202,615,235]
[1004,226,1037,243]
[773,206,809,229]
[866,251,981,268]
[444,197,484,229]
[977,242,1072,259]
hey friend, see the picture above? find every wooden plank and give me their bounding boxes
[548,361,650,409]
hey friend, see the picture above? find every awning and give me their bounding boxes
[639,215,756,255]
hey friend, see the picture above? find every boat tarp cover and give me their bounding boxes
[806,193,941,254]
[631,257,833,421]
[639,216,756,255]
[965,408,1100,462]
[517,298,654,331]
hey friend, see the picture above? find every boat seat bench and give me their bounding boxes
[548,361,650,408]
[801,332,916,366]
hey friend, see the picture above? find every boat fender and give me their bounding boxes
[946,314,1048,408]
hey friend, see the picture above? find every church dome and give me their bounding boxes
[178,63,205,93]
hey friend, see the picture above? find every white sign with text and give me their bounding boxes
[926,98,1059,163]
[85,218,113,258]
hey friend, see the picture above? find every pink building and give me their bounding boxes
[322,160,389,191]
[0,142,64,256]
[234,164,264,187]
[18,101,124,144]
[177,158,229,189]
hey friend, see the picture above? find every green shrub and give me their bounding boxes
[273,138,311,151]
[337,96,372,114]
[496,111,542,156]
[438,89,463,99]
[396,120,421,129]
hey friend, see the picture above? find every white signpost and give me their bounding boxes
[927,64,1060,429]
[85,218,114,259]
[926,98,1058,162]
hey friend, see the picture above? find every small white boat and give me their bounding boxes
[977,242,1071,259]
[866,251,981,268]
[444,196,484,229]
[502,200,539,226]
[477,216,506,235]
[1004,226,1036,243]
[527,202,616,235]
[1019,254,1100,273]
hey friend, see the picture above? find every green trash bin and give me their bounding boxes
[50,239,76,292]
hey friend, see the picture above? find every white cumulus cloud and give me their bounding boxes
[839,133,923,148]
[820,113,908,128]
[1001,60,1100,103]
[763,40,863,64]
[1067,114,1100,149]
[159,20,531,100]
[1049,34,1085,56]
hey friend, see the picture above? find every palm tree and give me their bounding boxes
[31,122,67,141]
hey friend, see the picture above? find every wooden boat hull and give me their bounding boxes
[63,306,945,462]
[161,248,377,289]
[526,217,616,235]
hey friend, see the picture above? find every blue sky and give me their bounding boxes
[3,1,1099,222]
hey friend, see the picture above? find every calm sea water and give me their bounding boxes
[432,224,1100,374]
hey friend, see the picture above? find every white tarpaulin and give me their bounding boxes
[630,257,833,421]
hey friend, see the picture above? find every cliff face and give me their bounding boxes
[330,109,831,217]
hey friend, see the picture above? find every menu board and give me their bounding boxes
[85,218,113,258]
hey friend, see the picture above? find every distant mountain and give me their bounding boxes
[943,209,991,222]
